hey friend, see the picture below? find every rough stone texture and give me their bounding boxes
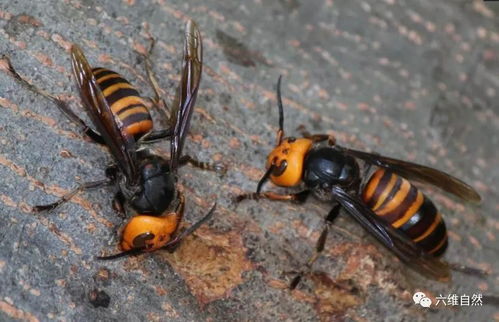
[0,0,498,321]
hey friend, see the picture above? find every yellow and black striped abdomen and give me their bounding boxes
[361,169,448,256]
[92,67,153,140]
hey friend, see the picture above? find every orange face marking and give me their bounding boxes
[266,137,313,187]
[120,212,180,252]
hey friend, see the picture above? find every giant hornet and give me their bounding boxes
[236,76,481,288]
[5,20,223,259]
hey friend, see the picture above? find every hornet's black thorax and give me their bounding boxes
[302,147,360,192]
[129,155,176,215]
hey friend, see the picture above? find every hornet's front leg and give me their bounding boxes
[112,191,127,219]
[178,155,227,176]
[33,179,112,212]
[296,125,336,146]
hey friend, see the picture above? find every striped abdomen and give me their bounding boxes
[92,67,153,140]
[361,169,448,256]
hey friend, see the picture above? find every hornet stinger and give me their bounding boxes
[236,76,481,289]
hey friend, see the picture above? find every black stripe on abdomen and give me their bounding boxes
[121,112,152,126]
[416,220,447,254]
[98,75,132,89]
[92,68,116,80]
[399,196,438,238]
[104,87,141,107]
[365,171,393,208]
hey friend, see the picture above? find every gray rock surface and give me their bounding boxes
[0,0,498,321]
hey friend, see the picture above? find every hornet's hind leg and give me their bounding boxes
[136,37,174,144]
[1,55,105,145]
[142,37,169,118]
[289,204,342,290]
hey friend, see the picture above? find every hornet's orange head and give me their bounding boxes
[120,213,180,252]
[256,76,313,193]
[266,137,313,187]
[96,191,217,261]
[96,194,185,260]
[120,193,184,253]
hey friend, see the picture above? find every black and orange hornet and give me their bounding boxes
[4,20,222,258]
[236,76,481,288]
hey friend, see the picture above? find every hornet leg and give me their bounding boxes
[142,37,169,118]
[235,190,311,203]
[33,179,112,212]
[296,125,336,146]
[178,155,227,176]
[136,37,174,144]
[2,55,105,144]
[163,202,217,253]
[112,191,127,219]
[290,204,342,289]
[449,263,488,278]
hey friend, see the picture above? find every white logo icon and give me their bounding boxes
[413,292,426,304]
[420,297,432,307]
[413,292,432,308]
